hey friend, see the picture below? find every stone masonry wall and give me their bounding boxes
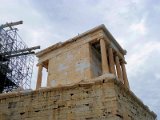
[48,43,91,87]
[46,29,105,87]
[114,82,156,120]
[0,76,156,120]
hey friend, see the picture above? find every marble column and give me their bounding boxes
[121,62,130,88]
[115,56,123,82]
[108,47,116,75]
[100,38,109,74]
[36,64,43,89]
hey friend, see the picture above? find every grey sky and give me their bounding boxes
[0,0,160,118]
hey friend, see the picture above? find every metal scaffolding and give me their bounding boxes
[0,21,40,93]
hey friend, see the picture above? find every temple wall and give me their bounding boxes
[0,77,156,120]
[45,29,104,87]
[48,43,91,87]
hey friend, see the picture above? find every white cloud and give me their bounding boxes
[155,73,160,80]
[127,41,160,77]
[130,17,147,35]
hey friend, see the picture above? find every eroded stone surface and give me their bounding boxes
[0,78,156,120]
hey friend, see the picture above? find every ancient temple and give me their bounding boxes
[0,24,157,120]
[36,24,129,89]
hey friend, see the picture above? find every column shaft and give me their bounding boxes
[36,64,43,89]
[115,56,123,81]
[121,63,130,88]
[108,47,116,75]
[100,38,109,73]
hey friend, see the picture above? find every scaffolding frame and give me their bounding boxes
[0,21,37,93]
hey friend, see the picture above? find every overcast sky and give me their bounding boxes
[0,0,160,118]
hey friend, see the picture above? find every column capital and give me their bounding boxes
[120,60,126,65]
[98,36,105,41]
[115,55,119,59]
[114,51,127,64]
[98,36,111,46]
[36,62,43,67]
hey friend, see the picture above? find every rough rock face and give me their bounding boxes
[0,75,156,120]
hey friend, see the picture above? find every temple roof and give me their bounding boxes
[36,24,126,57]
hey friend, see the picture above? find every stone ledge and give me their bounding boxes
[0,74,157,119]
[0,73,115,99]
